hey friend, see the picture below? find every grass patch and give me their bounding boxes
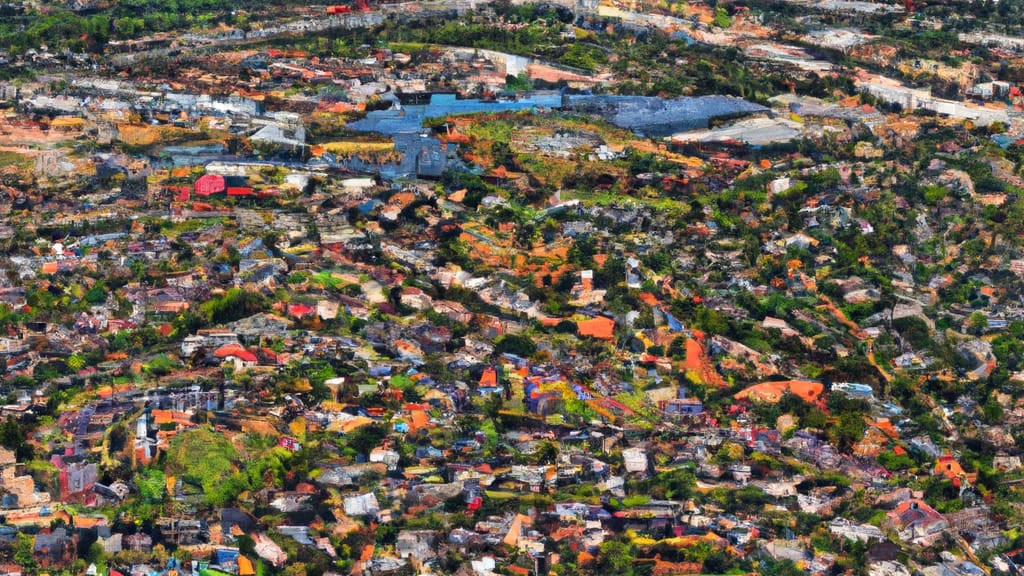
[320,140,394,155]
[387,42,428,53]
[0,150,33,170]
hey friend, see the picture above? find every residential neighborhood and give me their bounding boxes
[4,0,1024,574]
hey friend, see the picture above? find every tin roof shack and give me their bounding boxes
[344,492,381,519]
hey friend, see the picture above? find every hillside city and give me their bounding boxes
[6,0,1024,575]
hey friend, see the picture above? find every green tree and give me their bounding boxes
[713,6,732,27]
[14,533,36,570]
[137,468,166,503]
[829,412,867,453]
[532,440,558,464]
[494,333,536,357]
[85,282,108,305]
[983,398,1004,423]
[968,311,988,335]
[560,44,598,71]
[165,427,240,505]
[597,540,635,575]
[144,354,178,378]
[0,419,32,461]
[346,424,387,457]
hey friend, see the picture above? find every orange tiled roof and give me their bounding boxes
[652,560,702,576]
[734,380,824,404]
[577,316,615,340]
[238,556,255,576]
[638,293,661,307]
[480,367,498,387]
[407,410,429,433]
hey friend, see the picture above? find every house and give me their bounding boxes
[479,367,499,390]
[278,437,302,451]
[0,447,50,509]
[60,460,97,500]
[124,532,152,552]
[284,302,316,319]
[194,330,242,349]
[396,530,439,559]
[369,446,401,471]
[471,555,497,576]
[400,287,433,310]
[659,397,703,417]
[885,498,948,545]
[434,300,473,325]
[994,453,1022,471]
[214,344,258,372]
[344,492,381,518]
[570,270,606,306]
[728,463,752,484]
[338,295,371,319]
[253,532,288,567]
[195,174,226,196]
[868,541,901,563]
[250,113,306,151]
[622,447,648,474]
[577,316,615,340]
[154,517,206,547]
[240,259,288,285]
[317,300,340,320]
[98,532,122,555]
[933,454,978,488]
[34,528,75,567]
[364,556,409,576]
[506,465,558,492]
[181,335,208,358]
[734,380,824,404]
[625,257,643,289]
[829,517,885,542]
[228,313,293,342]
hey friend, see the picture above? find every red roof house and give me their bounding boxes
[286,303,315,319]
[194,174,226,196]
[214,344,258,364]
[169,186,190,202]
[576,316,615,340]
[479,367,498,388]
